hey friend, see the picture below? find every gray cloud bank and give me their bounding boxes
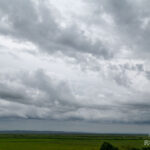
[0,0,113,59]
[0,68,150,124]
[0,0,150,125]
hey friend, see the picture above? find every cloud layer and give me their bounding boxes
[0,0,150,125]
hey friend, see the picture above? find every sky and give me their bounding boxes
[0,0,150,133]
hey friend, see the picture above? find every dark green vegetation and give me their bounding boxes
[100,142,150,150]
[100,142,119,150]
[0,133,149,150]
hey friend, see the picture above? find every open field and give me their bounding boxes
[0,133,149,150]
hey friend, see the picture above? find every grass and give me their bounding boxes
[0,134,149,150]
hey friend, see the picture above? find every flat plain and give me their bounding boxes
[0,134,149,150]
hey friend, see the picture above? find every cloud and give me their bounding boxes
[0,67,150,124]
[0,0,113,59]
[0,0,150,127]
[0,69,76,107]
[87,0,150,59]
[146,71,150,80]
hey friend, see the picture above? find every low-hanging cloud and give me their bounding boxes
[0,68,150,123]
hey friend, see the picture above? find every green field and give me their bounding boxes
[0,134,149,150]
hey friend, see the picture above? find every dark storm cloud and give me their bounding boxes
[0,68,150,124]
[0,69,80,119]
[146,71,150,80]
[0,83,25,101]
[0,69,76,108]
[0,0,112,59]
[89,0,150,58]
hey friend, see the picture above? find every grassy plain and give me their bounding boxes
[0,133,149,150]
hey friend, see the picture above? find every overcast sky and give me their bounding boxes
[0,0,150,133]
